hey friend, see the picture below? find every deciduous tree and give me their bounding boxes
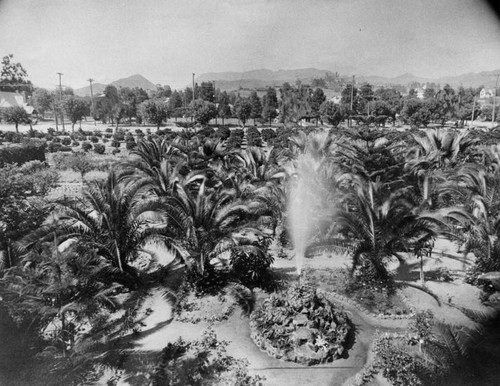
[139,99,170,129]
[2,106,31,132]
[0,54,32,93]
[63,96,89,132]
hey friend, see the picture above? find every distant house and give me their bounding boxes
[329,95,341,104]
[478,87,500,106]
[415,86,426,99]
[0,91,35,114]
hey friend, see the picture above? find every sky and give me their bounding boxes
[0,0,499,90]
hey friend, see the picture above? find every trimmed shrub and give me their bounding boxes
[89,135,99,143]
[4,131,23,143]
[111,148,121,155]
[61,137,71,146]
[93,143,105,154]
[81,142,92,152]
[111,140,121,148]
[113,131,125,141]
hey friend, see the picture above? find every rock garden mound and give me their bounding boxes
[250,283,351,365]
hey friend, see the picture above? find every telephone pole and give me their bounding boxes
[88,78,96,126]
[471,97,476,126]
[492,74,500,127]
[57,72,65,130]
[213,80,217,125]
[349,75,355,127]
[192,73,195,122]
[192,73,196,101]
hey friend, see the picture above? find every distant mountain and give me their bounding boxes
[197,68,500,91]
[74,82,106,97]
[197,68,342,90]
[74,74,157,97]
[111,74,157,91]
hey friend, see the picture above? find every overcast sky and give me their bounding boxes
[0,0,499,90]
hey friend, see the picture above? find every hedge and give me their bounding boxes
[0,141,46,167]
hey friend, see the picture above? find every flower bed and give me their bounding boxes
[250,283,351,365]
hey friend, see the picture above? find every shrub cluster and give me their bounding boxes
[0,141,46,167]
[250,282,351,365]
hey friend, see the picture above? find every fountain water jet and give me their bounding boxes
[288,152,321,279]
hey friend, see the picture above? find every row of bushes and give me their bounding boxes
[0,140,46,167]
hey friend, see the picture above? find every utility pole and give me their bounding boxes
[471,97,476,126]
[88,78,96,126]
[57,72,65,131]
[492,74,500,127]
[349,75,355,127]
[192,73,196,101]
[213,80,217,125]
[192,73,195,123]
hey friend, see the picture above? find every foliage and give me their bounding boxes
[0,141,46,167]
[93,143,105,154]
[20,170,175,289]
[151,329,264,386]
[409,310,434,348]
[230,245,274,289]
[250,282,351,365]
[2,106,31,132]
[190,99,217,125]
[31,88,53,118]
[140,99,170,129]
[234,98,253,126]
[373,336,423,386]
[81,141,92,152]
[320,101,344,126]
[0,54,32,93]
[63,96,89,131]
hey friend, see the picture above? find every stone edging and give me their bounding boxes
[249,320,342,366]
[319,289,415,320]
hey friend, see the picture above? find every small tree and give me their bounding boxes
[139,99,169,130]
[217,91,232,125]
[64,96,88,133]
[248,91,262,125]
[68,152,93,184]
[2,106,31,133]
[234,98,252,127]
[319,101,344,126]
[262,87,278,125]
[190,99,217,125]
[31,88,53,118]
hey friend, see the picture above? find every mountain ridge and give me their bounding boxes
[73,68,500,97]
[74,74,157,97]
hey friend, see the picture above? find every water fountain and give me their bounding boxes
[288,153,317,279]
[288,132,331,280]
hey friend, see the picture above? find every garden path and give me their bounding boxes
[124,251,410,386]
[121,238,493,385]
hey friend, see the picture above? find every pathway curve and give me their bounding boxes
[127,282,409,386]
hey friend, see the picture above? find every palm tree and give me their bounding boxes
[326,178,461,285]
[406,128,478,172]
[21,170,178,288]
[451,164,500,277]
[165,178,271,276]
